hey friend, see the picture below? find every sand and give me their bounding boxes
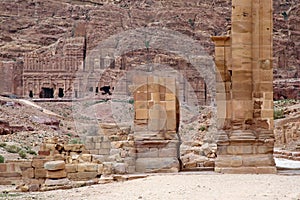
[1,173,300,200]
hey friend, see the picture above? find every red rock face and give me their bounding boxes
[274,79,300,100]
[0,0,299,99]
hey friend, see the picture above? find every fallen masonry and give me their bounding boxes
[0,137,148,192]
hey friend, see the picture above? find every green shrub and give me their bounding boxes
[0,143,6,148]
[199,126,206,131]
[26,149,37,155]
[69,138,82,144]
[5,145,21,153]
[18,150,26,159]
[274,109,284,120]
[0,155,4,163]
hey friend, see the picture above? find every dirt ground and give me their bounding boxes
[1,173,300,200]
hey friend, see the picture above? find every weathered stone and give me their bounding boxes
[113,163,127,174]
[135,158,179,173]
[32,157,51,169]
[79,154,92,162]
[46,169,67,179]
[67,172,98,181]
[103,162,113,175]
[65,164,77,173]
[44,178,70,186]
[44,161,65,171]
[77,163,98,172]
[34,168,47,179]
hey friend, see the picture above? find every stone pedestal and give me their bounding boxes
[215,130,276,173]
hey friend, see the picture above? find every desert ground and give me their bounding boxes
[0,172,299,200]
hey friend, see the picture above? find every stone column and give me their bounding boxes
[212,0,276,174]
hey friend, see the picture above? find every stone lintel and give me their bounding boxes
[211,36,231,46]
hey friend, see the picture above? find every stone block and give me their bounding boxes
[22,168,34,178]
[127,166,136,174]
[227,146,253,155]
[255,146,273,154]
[64,144,85,152]
[151,93,160,102]
[135,109,148,120]
[137,149,158,158]
[135,157,179,173]
[18,161,33,169]
[103,162,113,175]
[98,148,110,155]
[166,111,176,120]
[158,148,177,157]
[44,178,70,186]
[113,163,127,174]
[65,164,77,173]
[148,84,160,93]
[80,154,92,162]
[84,142,95,150]
[242,154,275,167]
[77,163,98,172]
[135,101,147,109]
[0,163,7,172]
[89,150,99,155]
[166,101,176,111]
[38,151,50,156]
[97,164,104,174]
[135,92,148,101]
[32,157,51,169]
[256,167,277,174]
[101,142,111,149]
[215,155,242,168]
[34,168,47,178]
[46,169,67,179]
[67,172,98,181]
[44,161,65,171]
[0,172,22,177]
[92,155,106,163]
[220,167,257,174]
[95,142,101,149]
[167,120,177,131]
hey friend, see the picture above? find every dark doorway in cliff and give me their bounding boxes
[29,90,33,98]
[40,87,54,98]
[58,88,64,98]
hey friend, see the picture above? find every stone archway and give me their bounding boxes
[72,26,230,174]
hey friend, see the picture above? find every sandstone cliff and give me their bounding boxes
[0,0,299,98]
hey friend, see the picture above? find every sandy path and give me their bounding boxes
[4,173,300,200]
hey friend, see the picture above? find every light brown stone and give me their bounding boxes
[46,169,67,179]
[44,161,65,171]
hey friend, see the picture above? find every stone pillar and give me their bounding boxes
[212,0,276,174]
[132,75,180,173]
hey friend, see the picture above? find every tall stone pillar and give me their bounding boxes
[212,0,276,173]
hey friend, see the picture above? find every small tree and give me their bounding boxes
[0,155,5,163]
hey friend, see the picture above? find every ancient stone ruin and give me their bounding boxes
[0,0,281,191]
